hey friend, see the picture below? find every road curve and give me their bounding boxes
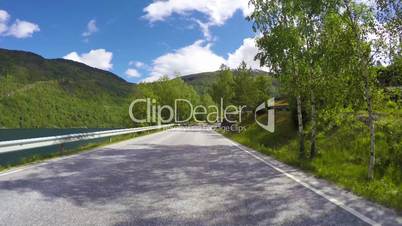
[0,127,400,226]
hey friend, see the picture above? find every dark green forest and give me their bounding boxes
[0,49,134,128]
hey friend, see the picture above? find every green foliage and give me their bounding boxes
[376,57,402,86]
[181,69,272,95]
[210,65,236,107]
[181,71,221,94]
[199,94,217,121]
[135,77,202,124]
[375,0,402,57]
[210,63,273,110]
[233,62,272,109]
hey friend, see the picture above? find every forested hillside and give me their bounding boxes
[0,49,275,128]
[0,49,135,128]
[181,68,275,94]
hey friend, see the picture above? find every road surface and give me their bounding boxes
[0,127,400,226]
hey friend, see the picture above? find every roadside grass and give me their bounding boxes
[220,111,402,212]
[0,129,166,173]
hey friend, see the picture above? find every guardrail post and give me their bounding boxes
[109,137,112,143]
[60,143,65,152]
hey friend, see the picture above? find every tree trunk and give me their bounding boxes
[365,71,376,180]
[296,95,305,158]
[344,0,376,180]
[399,33,402,56]
[310,91,317,159]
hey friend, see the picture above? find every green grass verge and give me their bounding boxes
[220,111,402,212]
[0,129,166,172]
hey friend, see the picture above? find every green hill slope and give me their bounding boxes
[0,49,134,128]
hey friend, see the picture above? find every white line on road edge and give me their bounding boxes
[0,154,80,177]
[217,132,380,226]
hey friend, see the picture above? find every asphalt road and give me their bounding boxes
[0,127,401,226]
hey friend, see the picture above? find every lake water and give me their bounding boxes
[0,128,118,167]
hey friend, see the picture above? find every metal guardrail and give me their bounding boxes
[0,124,175,154]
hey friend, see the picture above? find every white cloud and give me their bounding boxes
[143,37,267,82]
[142,74,164,83]
[6,19,40,38]
[0,23,7,34]
[145,40,226,82]
[0,10,9,22]
[227,37,269,71]
[63,49,113,71]
[195,20,213,41]
[144,0,251,25]
[129,61,145,68]
[82,19,98,37]
[0,10,9,34]
[0,10,39,38]
[143,0,253,39]
[141,1,265,82]
[125,68,142,78]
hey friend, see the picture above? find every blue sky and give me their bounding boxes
[0,0,265,83]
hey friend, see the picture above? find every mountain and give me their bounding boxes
[180,71,221,94]
[0,48,135,128]
[0,48,277,128]
[0,49,132,96]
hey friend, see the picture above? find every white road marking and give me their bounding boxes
[0,155,77,177]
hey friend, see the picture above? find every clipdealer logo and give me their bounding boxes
[128,98,275,132]
[255,98,275,133]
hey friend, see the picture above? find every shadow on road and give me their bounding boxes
[0,132,373,225]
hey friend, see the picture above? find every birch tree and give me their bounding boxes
[341,0,380,179]
[297,0,332,158]
[249,0,308,157]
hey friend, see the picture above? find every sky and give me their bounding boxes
[0,0,268,83]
